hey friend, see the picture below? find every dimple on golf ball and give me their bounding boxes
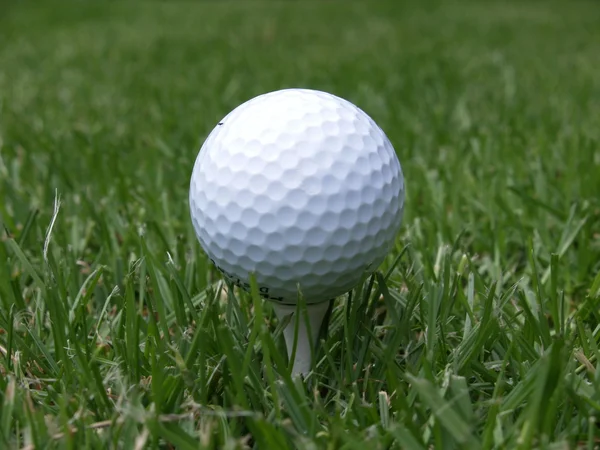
[189,88,405,304]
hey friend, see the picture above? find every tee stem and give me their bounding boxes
[271,301,330,377]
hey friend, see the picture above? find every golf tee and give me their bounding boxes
[271,301,330,377]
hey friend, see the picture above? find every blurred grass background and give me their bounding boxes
[2,1,599,267]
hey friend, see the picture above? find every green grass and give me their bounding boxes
[1,0,600,448]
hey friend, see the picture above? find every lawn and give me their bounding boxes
[1,1,599,448]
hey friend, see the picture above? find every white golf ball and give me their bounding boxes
[189,88,404,304]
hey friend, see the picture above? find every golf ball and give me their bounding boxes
[189,88,404,304]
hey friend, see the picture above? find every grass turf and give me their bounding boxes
[1,1,600,448]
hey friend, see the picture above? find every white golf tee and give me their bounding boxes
[271,301,330,377]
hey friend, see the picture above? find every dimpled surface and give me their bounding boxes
[189,88,405,304]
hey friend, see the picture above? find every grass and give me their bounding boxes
[1,0,599,448]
